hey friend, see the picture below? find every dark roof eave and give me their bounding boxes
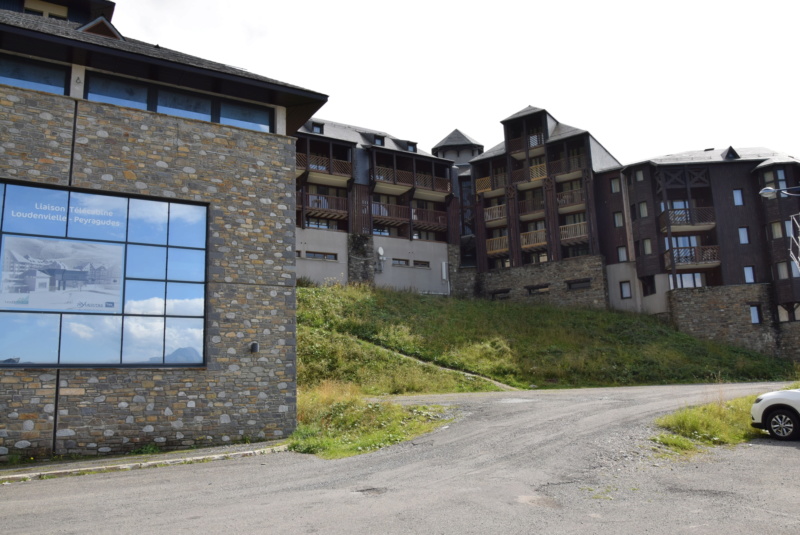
[0,22,328,132]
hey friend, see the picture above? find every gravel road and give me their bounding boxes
[2,382,798,534]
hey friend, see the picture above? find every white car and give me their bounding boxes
[751,388,800,440]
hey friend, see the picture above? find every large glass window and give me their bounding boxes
[0,54,67,95]
[84,72,274,134]
[0,183,206,367]
[86,74,148,110]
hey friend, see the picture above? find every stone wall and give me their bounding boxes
[0,86,297,460]
[452,255,608,308]
[347,233,374,284]
[668,284,778,356]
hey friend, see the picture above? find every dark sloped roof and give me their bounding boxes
[501,105,546,123]
[547,122,587,143]
[0,11,316,92]
[628,147,800,169]
[432,129,483,150]
[296,118,449,161]
[0,10,327,132]
[469,140,506,163]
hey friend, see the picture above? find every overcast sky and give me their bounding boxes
[112,0,799,165]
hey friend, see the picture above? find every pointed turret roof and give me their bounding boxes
[432,129,483,151]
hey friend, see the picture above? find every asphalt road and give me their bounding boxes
[2,382,798,534]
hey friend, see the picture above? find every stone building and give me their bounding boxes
[0,0,326,459]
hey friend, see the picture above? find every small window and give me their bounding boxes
[792,262,800,278]
[392,258,409,266]
[620,281,632,299]
[311,122,324,134]
[738,227,749,244]
[408,143,417,153]
[613,212,624,228]
[413,260,430,268]
[749,305,761,324]
[567,278,591,290]
[777,262,789,280]
[642,238,652,255]
[374,136,385,147]
[635,170,644,182]
[744,266,755,283]
[617,246,628,262]
[525,283,550,295]
[778,305,790,323]
[771,221,783,239]
[306,252,337,260]
[0,55,68,95]
[610,178,621,193]
[638,201,648,218]
[785,220,794,238]
[295,250,302,258]
[733,189,744,206]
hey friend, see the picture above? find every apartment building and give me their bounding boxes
[603,148,800,355]
[454,106,621,306]
[0,0,326,459]
[294,119,459,294]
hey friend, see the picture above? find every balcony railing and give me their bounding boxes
[486,236,509,255]
[373,167,450,193]
[556,189,585,207]
[507,132,545,153]
[664,246,721,269]
[372,202,410,221]
[476,176,492,193]
[412,208,448,227]
[519,197,545,215]
[305,193,348,213]
[296,154,352,176]
[521,229,547,249]
[475,172,508,194]
[484,204,507,222]
[658,207,716,231]
[373,166,396,182]
[530,163,546,180]
[559,221,588,241]
[550,154,585,175]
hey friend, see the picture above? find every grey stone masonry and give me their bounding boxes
[668,284,778,356]
[0,85,297,460]
[454,255,609,309]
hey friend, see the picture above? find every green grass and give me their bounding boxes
[288,382,448,459]
[654,382,800,453]
[293,284,798,458]
[298,284,796,389]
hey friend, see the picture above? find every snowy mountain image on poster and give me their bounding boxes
[0,235,123,313]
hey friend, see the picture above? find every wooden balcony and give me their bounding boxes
[658,207,716,233]
[486,236,509,256]
[556,189,585,211]
[412,208,448,231]
[296,154,352,176]
[664,246,721,270]
[475,173,508,195]
[559,221,588,242]
[484,204,507,223]
[372,202,410,225]
[508,132,545,154]
[519,197,545,216]
[521,229,547,249]
[373,166,451,195]
[550,154,585,176]
[305,193,348,219]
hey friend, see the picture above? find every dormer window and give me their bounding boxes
[374,136,384,147]
[24,0,68,20]
[408,143,417,153]
[311,122,324,134]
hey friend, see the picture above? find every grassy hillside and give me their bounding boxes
[297,285,796,393]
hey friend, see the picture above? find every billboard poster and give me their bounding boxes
[0,235,124,313]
